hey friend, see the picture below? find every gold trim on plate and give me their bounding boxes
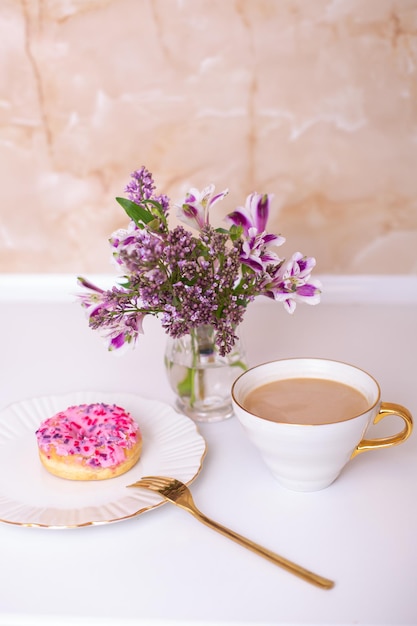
[0,392,207,529]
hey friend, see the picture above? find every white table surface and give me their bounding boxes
[0,274,416,626]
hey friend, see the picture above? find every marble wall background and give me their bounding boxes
[1,0,417,275]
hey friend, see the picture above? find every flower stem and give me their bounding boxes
[190,325,215,407]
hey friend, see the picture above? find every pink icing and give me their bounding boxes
[35,403,141,468]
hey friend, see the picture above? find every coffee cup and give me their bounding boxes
[232,358,413,492]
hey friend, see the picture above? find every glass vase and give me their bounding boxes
[164,324,246,423]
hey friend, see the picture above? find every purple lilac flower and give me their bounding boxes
[110,226,165,275]
[125,166,170,213]
[158,226,244,355]
[78,167,321,355]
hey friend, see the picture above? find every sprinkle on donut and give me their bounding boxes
[35,403,141,469]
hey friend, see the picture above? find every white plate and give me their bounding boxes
[0,391,207,528]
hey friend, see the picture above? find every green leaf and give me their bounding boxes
[147,218,161,231]
[229,224,243,241]
[115,197,154,225]
[215,227,230,234]
[231,360,247,371]
[177,368,194,398]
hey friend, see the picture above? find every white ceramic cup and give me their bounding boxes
[232,358,413,492]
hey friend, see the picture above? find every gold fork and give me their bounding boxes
[128,476,334,590]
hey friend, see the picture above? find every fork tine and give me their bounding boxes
[126,480,159,490]
[142,475,175,484]
[126,476,176,490]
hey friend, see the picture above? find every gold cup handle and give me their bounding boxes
[351,402,413,459]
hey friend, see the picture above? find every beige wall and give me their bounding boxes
[1,0,417,275]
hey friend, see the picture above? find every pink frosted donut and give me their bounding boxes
[35,403,142,481]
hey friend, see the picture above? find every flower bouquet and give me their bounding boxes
[78,167,321,420]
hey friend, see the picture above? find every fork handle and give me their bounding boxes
[190,508,334,589]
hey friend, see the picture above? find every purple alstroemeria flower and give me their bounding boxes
[77,281,113,331]
[77,277,106,311]
[77,276,104,295]
[176,184,229,230]
[239,229,283,272]
[106,311,146,353]
[110,225,166,276]
[77,277,146,352]
[226,191,285,272]
[78,167,322,355]
[262,252,322,313]
[109,221,138,248]
[109,222,139,267]
[227,192,274,236]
